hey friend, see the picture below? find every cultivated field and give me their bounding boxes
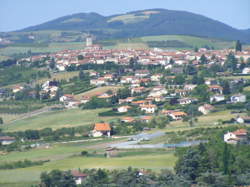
[36,71,80,84]
[75,86,123,99]
[0,42,85,57]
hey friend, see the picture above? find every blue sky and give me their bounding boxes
[0,0,249,32]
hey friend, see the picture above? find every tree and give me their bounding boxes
[192,84,210,101]
[225,52,238,72]
[221,80,231,95]
[0,117,3,124]
[169,58,175,64]
[197,172,229,187]
[192,75,204,85]
[40,170,76,187]
[174,74,185,85]
[79,70,85,80]
[200,54,208,64]
[81,150,88,156]
[35,84,41,100]
[49,59,56,70]
[222,143,229,175]
[175,149,202,181]
[235,40,242,52]
[117,87,131,99]
[77,55,84,60]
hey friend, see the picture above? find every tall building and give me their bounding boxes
[86,35,93,47]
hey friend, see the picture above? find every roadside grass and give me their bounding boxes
[0,113,23,124]
[3,108,119,132]
[75,86,123,99]
[0,55,11,61]
[222,75,250,80]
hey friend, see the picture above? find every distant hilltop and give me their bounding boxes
[18,9,250,43]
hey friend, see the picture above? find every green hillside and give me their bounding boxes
[17,9,249,43]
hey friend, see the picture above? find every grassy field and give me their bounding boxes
[140,35,234,49]
[0,139,176,186]
[3,108,119,132]
[0,153,176,185]
[0,42,85,57]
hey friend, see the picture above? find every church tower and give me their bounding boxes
[86,35,93,47]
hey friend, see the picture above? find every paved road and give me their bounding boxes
[6,104,63,124]
[109,131,165,149]
[109,131,207,149]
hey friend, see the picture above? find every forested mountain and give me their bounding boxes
[20,9,250,42]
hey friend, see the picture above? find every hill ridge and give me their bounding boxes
[18,9,250,43]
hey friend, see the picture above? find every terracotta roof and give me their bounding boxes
[172,111,187,116]
[132,100,146,105]
[122,117,135,122]
[94,123,111,131]
[209,85,223,89]
[140,104,157,108]
[0,136,15,141]
[233,129,247,136]
[71,170,88,178]
[141,116,153,120]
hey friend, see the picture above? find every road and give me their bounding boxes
[6,104,63,124]
[109,131,207,149]
[109,131,166,149]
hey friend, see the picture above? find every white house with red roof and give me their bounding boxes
[198,104,215,115]
[92,123,111,137]
[224,129,248,144]
[117,105,131,113]
[140,104,157,113]
[71,170,88,185]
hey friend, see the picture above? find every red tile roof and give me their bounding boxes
[94,123,111,131]
[233,129,247,136]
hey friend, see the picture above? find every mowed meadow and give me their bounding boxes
[0,138,176,186]
[3,108,118,132]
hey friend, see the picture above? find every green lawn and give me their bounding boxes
[3,108,118,132]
